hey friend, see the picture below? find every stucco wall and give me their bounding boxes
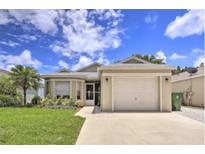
[45,79,85,104]
[162,76,172,111]
[101,76,112,111]
[101,69,170,74]
[172,76,204,107]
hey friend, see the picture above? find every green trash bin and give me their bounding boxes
[172,92,183,111]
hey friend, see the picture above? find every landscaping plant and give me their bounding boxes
[9,65,41,106]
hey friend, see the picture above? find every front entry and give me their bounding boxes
[85,83,95,105]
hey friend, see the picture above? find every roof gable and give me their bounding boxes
[118,55,150,64]
[76,63,101,72]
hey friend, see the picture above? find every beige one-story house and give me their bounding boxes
[42,55,173,112]
[172,66,204,107]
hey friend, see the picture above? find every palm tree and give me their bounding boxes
[9,65,41,105]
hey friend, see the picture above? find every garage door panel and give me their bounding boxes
[113,77,159,111]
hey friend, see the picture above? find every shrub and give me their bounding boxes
[31,95,41,105]
[62,99,70,105]
[40,98,53,106]
[55,97,63,105]
[74,101,81,108]
[26,103,33,107]
[0,75,17,96]
[0,94,22,107]
[69,98,75,106]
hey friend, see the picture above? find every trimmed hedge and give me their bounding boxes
[39,97,82,108]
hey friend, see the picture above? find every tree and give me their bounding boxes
[9,65,41,105]
[200,62,204,67]
[0,75,17,96]
[139,54,164,64]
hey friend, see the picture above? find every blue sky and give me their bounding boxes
[0,9,204,73]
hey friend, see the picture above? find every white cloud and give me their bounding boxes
[50,9,123,57]
[0,50,42,70]
[194,55,205,67]
[155,50,167,62]
[58,60,69,69]
[0,10,13,24]
[0,40,20,47]
[96,53,110,65]
[165,10,204,39]
[0,49,7,54]
[0,10,123,63]
[71,52,110,70]
[0,10,59,34]
[71,56,93,71]
[144,15,158,24]
[169,53,187,60]
[192,48,204,53]
[7,33,37,43]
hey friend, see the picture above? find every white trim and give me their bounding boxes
[159,76,162,112]
[102,73,171,77]
[117,56,150,64]
[112,76,114,112]
[85,83,95,105]
[50,78,85,82]
[98,64,174,70]
[171,74,204,83]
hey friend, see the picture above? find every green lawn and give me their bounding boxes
[0,107,85,144]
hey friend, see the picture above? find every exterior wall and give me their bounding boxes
[101,76,112,111]
[102,69,170,74]
[172,76,204,107]
[45,78,85,105]
[161,76,172,111]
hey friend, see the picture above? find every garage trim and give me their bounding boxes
[160,76,162,112]
[102,73,171,77]
[111,76,114,112]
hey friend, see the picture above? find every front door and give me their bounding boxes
[85,83,95,105]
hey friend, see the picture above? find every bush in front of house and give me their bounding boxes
[0,94,22,107]
[39,97,83,108]
[0,75,23,107]
[31,95,42,105]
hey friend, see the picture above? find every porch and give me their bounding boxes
[44,79,100,106]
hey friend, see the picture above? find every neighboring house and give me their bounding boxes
[0,68,9,77]
[0,68,44,103]
[17,83,44,103]
[172,66,204,107]
[42,55,173,112]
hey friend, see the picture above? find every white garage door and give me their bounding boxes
[113,77,159,111]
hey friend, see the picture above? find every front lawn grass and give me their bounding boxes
[0,107,85,144]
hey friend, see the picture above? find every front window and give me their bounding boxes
[76,81,82,100]
[55,81,70,98]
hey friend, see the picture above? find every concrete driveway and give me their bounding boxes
[76,107,204,145]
